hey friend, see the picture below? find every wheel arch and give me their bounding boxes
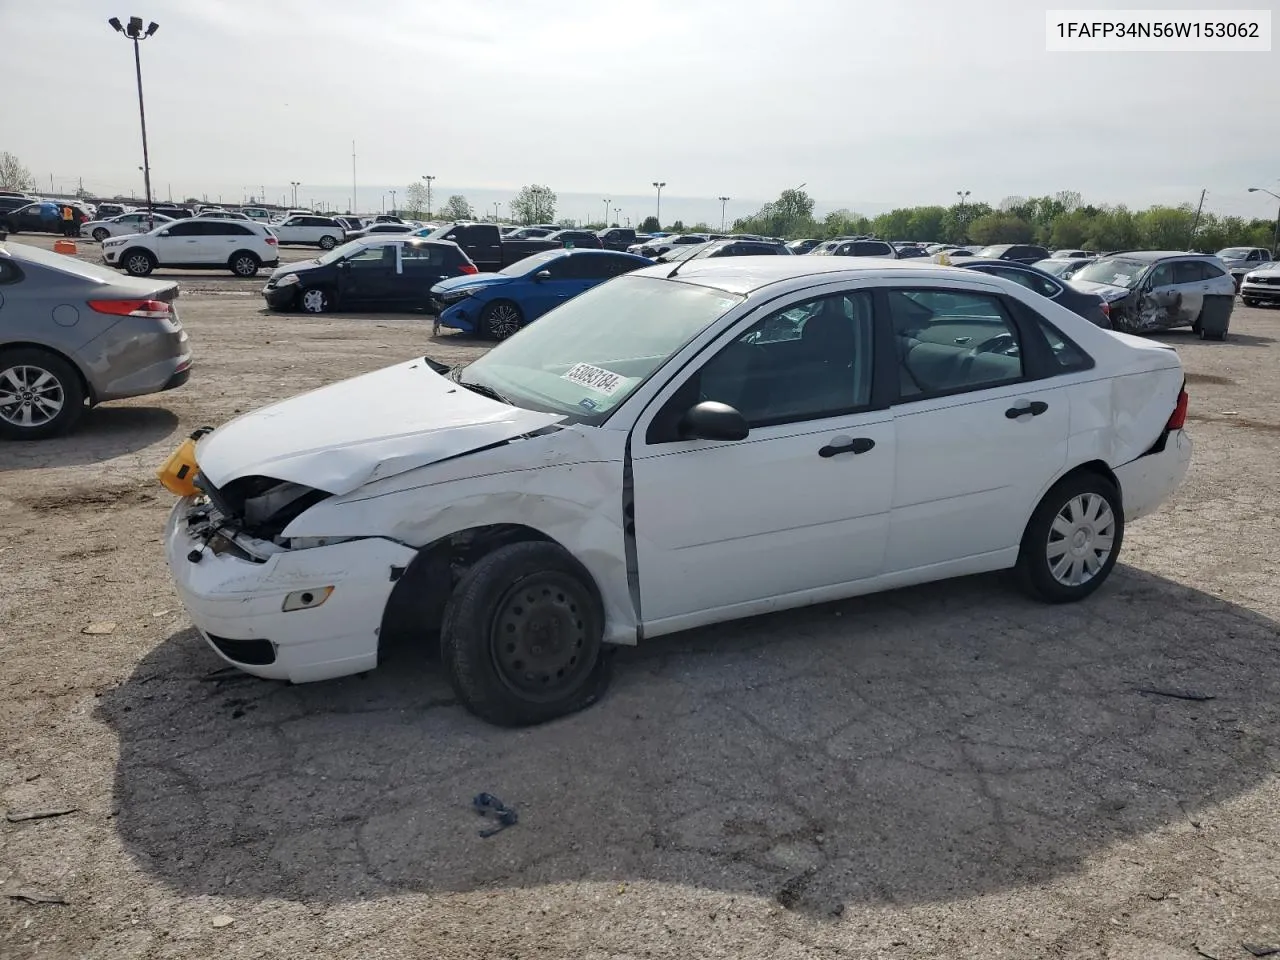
[118,246,155,267]
[1021,458,1121,542]
[0,340,94,403]
[228,248,261,266]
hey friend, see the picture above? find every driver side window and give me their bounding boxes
[886,288,1024,399]
[346,245,390,267]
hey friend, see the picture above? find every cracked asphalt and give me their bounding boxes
[3,234,1280,958]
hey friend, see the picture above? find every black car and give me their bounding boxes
[975,243,1051,265]
[956,258,1111,327]
[656,239,793,263]
[2,201,92,235]
[597,227,637,251]
[786,238,822,254]
[261,237,478,314]
[544,229,602,249]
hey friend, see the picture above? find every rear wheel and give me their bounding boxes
[122,249,155,276]
[1243,297,1259,307]
[229,251,260,277]
[318,235,337,250]
[1015,472,1124,603]
[0,348,85,440]
[480,299,523,340]
[299,287,332,314]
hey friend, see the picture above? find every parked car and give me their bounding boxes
[975,244,1051,264]
[3,201,91,235]
[597,228,637,251]
[1239,263,1280,307]
[83,211,174,242]
[270,214,346,250]
[1215,247,1274,290]
[419,222,561,272]
[240,207,274,222]
[160,256,1192,726]
[630,234,709,257]
[374,215,405,224]
[1051,249,1096,259]
[431,249,651,339]
[0,240,190,439]
[810,239,897,258]
[1035,257,1096,279]
[102,218,279,277]
[543,229,603,249]
[955,258,1111,327]
[335,217,365,232]
[0,197,33,218]
[655,239,793,264]
[261,237,478,314]
[195,209,253,221]
[506,227,554,239]
[345,223,416,241]
[786,238,822,254]
[1070,252,1235,338]
[151,206,194,220]
[93,202,129,219]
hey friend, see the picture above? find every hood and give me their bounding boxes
[1070,279,1133,302]
[270,258,328,280]
[1244,265,1280,280]
[430,272,511,294]
[196,359,564,495]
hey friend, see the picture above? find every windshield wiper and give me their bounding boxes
[457,377,512,405]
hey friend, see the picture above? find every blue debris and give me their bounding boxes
[472,792,518,838]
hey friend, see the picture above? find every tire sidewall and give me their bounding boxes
[92,228,109,242]
[0,348,85,440]
[1016,472,1124,603]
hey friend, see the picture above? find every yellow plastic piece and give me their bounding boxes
[157,437,200,497]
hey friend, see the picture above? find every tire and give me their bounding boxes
[0,348,85,440]
[318,234,337,250]
[229,251,260,277]
[91,228,109,242]
[440,541,612,726]
[298,286,332,314]
[1201,328,1227,342]
[1015,471,1124,604]
[122,249,155,276]
[480,299,524,340]
[1243,298,1259,307]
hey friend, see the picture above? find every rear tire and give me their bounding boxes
[1243,297,1259,307]
[480,299,524,340]
[440,541,612,726]
[318,235,337,250]
[1015,471,1124,603]
[0,348,85,440]
[229,251,260,277]
[122,249,155,276]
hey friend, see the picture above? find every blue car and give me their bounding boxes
[431,248,652,339]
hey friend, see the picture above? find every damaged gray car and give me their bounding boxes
[1069,252,1235,340]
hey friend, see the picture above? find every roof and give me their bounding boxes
[631,254,991,295]
[1099,250,1202,262]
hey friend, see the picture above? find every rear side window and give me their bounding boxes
[1201,260,1226,278]
[1174,261,1206,284]
[987,265,1060,298]
[400,244,448,267]
[1034,316,1092,372]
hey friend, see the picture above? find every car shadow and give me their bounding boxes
[99,565,1280,914]
[1154,328,1275,348]
[0,406,178,471]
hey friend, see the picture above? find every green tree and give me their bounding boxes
[905,205,947,241]
[0,152,35,193]
[404,182,429,217]
[640,215,660,233]
[968,213,1033,245]
[510,184,557,225]
[1138,205,1198,249]
[670,220,686,232]
[441,194,473,220]
[733,188,817,239]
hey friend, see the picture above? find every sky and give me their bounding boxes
[4,0,1278,224]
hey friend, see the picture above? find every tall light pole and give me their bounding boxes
[652,181,666,227]
[290,181,300,207]
[956,189,971,241]
[351,140,357,214]
[614,206,621,227]
[718,196,730,232]
[390,189,397,214]
[601,198,610,228]
[493,200,501,222]
[1247,186,1280,254]
[107,16,159,226]
[422,175,435,218]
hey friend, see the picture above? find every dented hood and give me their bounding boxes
[195,359,564,495]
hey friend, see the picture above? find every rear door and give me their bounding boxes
[882,284,1069,573]
[1171,260,1206,326]
[446,225,501,269]
[392,243,457,304]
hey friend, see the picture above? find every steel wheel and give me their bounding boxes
[1046,493,1115,587]
[92,228,109,242]
[483,302,522,340]
[0,364,65,429]
[300,288,330,313]
[489,572,595,704]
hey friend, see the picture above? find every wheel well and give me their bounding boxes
[229,249,260,264]
[0,341,93,403]
[120,246,154,263]
[1064,459,1119,492]
[379,524,587,649]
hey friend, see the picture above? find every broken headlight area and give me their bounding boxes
[186,474,334,559]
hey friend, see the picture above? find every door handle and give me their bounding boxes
[818,436,875,458]
[1006,400,1048,419]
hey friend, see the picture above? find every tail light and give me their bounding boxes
[1099,300,1111,319]
[265,235,278,245]
[458,263,478,275]
[88,298,171,318]
[1166,383,1189,430]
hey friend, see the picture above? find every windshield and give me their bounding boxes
[976,246,1009,258]
[1072,257,1146,289]
[660,242,712,262]
[1216,248,1252,259]
[1034,259,1073,277]
[316,239,369,265]
[459,275,744,423]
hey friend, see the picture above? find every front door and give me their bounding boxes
[1135,262,1182,330]
[337,244,397,304]
[881,286,1068,572]
[154,220,206,264]
[523,255,593,319]
[629,288,894,631]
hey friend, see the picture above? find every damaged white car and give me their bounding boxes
[160,257,1192,726]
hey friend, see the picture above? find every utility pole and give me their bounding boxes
[956,189,971,241]
[1248,186,1280,254]
[352,140,357,215]
[290,181,300,207]
[718,196,730,231]
[493,200,501,221]
[1188,188,1207,249]
[614,206,621,226]
[422,175,435,218]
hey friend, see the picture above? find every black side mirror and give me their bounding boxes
[678,401,748,442]
[534,270,551,282]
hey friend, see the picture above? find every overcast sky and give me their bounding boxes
[5,0,1277,222]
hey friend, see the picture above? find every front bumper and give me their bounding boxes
[165,498,418,683]
[262,284,298,309]
[437,300,477,332]
[1114,429,1192,523]
[1241,282,1280,303]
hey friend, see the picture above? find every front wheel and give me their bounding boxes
[480,299,523,340]
[91,228,109,242]
[1015,472,1124,603]
[122,250,155,276]
[440,541,612,726]
[0,348,85,440]
[299,287,332,314]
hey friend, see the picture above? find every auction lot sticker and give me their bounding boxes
[562,362,625,395]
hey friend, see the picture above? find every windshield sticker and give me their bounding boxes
[578,397,598,411]
[1111,274,1131,285]
[563,362,625,396]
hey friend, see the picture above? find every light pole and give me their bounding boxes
[390,189,397,214]
[422,175,435,218]
[614,206,621,227]
[602,198,610,228]
[652,181,666,227]
[108,16,159,226]
[493,201,501,222]
[956,189,971,241]
[1247,186,1280,254]
[290,181,300,207]
[718,196,730,232]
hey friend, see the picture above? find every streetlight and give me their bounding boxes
[718,196,730,232]
[1247,186,1280,254]
[602,198,610,228]
[652,181,666,226]
[290,181,300,207]
[614,206,621,227]
[390,189,397,214]
[956,189,972,241]
[493,200,501,222]
[107,15,159,226]
[422,175,435,218]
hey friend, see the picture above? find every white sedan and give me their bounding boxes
[160,257,1191,726]
[83,211,173,242]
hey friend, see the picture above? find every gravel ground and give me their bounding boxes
[3,234,1280,959]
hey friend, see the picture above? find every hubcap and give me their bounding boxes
[489,305,520,338]
[302,289,327,312]
[0,365,64,428]
[1046,492,1116,587]
[93,229,108,241]
[234,257,256,275]
[127,254,150,273]
[490,574,593,702]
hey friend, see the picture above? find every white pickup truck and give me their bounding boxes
[1216,247,1274,289]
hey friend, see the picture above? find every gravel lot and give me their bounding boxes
[3,234,1280,959]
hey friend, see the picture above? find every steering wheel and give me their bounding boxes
[968,332,1017,357]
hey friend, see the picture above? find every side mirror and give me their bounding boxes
[534,270,552,282]
[158,229,170,236]
[337,260,349,269]
[678,401,749,442]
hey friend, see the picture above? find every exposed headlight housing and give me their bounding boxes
[275,273,300,287]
